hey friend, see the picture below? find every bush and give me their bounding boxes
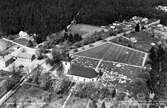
[73,41,83,48]
[89,44,94,47]
[102,39,107,42]
[73,48,78,52]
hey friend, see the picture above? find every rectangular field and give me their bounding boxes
[74,42,146,66]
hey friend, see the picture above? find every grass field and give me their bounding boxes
[74,42,146,66]
[69,24,106,38]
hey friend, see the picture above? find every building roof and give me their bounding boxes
[16,53,34,60]
[68,63,98,79]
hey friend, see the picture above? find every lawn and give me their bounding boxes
[69,24,106,38]
[74,42,146,66]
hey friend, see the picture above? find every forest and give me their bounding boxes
[0,0,167,43]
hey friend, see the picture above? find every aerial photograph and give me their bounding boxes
[0,0,167,108]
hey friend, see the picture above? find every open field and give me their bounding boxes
[70,24,105,33]
[69,24,107,38]
[74,42,146,66]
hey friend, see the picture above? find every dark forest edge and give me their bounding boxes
[0,0,167,43]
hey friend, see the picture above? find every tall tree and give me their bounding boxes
[148,45,167,102]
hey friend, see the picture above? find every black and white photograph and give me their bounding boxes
[0,0,167,108]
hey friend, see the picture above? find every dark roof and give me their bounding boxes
[68,63,98,78]
[5,57,16,67]
[14,38,29,46]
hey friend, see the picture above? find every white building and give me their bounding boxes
[14,52,36,68]
[0,55,16,71]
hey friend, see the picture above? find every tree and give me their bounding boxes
[32,65,42,84]
[38,72,52,90]
[1,0,167,43]
[135,23,140,32]
[101,102,106,108]
[147,45,167,102]
[97,70,103,80]
[46,47,63,66]
[5,78,18,91]
[87,99,97,108]
[27,40,34,47]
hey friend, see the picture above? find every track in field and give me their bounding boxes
[74,42,146,66]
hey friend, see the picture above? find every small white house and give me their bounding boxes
[0,55,16,71]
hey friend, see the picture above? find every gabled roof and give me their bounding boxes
[68,63,98,79]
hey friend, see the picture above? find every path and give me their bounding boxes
[62,83,77,108]
[86,99,91,108]
[142,53,148,67]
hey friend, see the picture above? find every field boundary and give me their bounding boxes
[106,42,147,54]
[142,53,148,67]
[73,41,147,56]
